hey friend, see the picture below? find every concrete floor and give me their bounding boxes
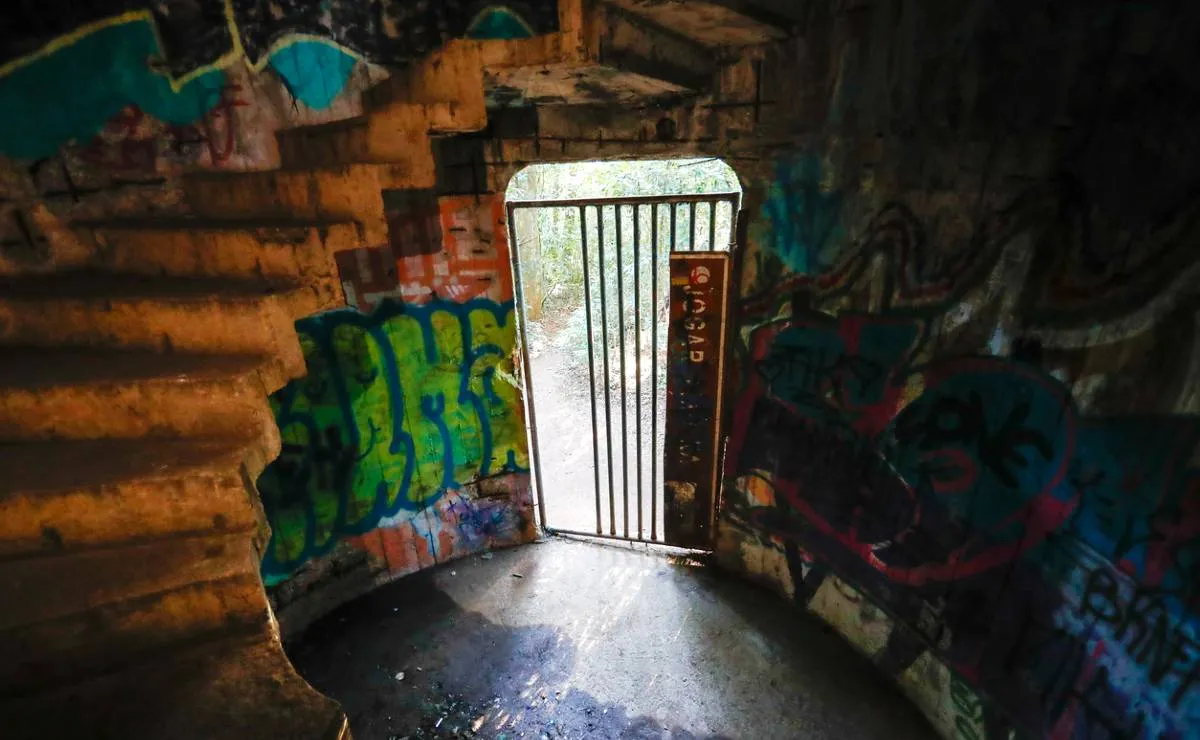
[288,538,935,740]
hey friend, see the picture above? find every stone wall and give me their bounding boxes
[712,3,1200,739]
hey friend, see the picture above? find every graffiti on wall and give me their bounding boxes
[727,306,1200,738]
[0,12,228,161]
[756,153,846,276]
[262,192,527,583]
[344,482,534,580]
[72,86,249,173]
[727,150,1200,739]
[336,194,516,310]
[747,153,1200,328]
[257,296,529,581]
[467,6,538,40]
[0,14,354,160]
[0,2,559,159]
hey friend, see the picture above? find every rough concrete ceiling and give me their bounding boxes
[485,65,692,107]
[603,0,790,47]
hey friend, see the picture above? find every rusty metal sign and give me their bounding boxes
[663,252,731,549]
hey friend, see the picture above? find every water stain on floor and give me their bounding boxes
[287,538,935,739]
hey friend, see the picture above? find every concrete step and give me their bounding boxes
[604,0,791,47]
[0,438,258,559]
[0,272,311,380]
[0,530,261,635]
[0,572,268,696]
[364,39,487,131]
[73,216,360,280]
[0,349,277,443]
[0,631,349,740]
[274,103,463,170]
[184,163,431,245]
[275,116,374,168]
[595,2,716,92]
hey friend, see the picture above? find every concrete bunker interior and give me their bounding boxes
[0,2,1198,739]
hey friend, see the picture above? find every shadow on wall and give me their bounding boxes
[258,193,535,593]
[723,152,1200,740]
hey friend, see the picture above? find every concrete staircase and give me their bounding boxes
[0,36,505,740]
[0,0,772,731]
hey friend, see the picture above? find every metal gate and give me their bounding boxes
[507,192,740,548]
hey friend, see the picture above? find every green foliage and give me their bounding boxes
[509,159,740,340]
[507,158,740,201]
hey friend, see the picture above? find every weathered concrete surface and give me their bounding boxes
[604,0,790,48]
[0,14,606,737]
[289,538,935,739]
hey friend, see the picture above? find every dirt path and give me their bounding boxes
[529,342,665,539]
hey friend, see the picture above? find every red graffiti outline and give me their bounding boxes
[734,327,1081,585]
[74,85,246,173]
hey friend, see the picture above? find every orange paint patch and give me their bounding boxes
[740,474,777,507]
[394,194,514,303]
[336,194,517,310]
[349,530,388,564]
[380,527,413,574]
[437,528,457,560]
[411,521,438,570]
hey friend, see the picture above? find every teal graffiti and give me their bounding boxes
[0,17,226,160]
[467,6,535,40]
[269,41,358,110]
[760,154,846,274]
[258,297,528,581]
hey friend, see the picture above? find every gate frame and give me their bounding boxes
[506,191,742,547]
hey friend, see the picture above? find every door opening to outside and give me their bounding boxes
[505,160,741,548]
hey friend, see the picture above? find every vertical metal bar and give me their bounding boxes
[708,200,717,251]
[671,203,679,253]
[505,203,547,531]
[672,203,681,253]
[633,204,643,540]
[690,201,699,253]
[579,206,604,536]
[725,200,736,250]
[723,200,730,251]
[616,205,630,539]
[655,204,671,539]
[729,200,738,250]
[598,206,617,535]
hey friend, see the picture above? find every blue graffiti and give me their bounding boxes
[760,153,846,274]
[269,41,358,110]
[0,16,226,160]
